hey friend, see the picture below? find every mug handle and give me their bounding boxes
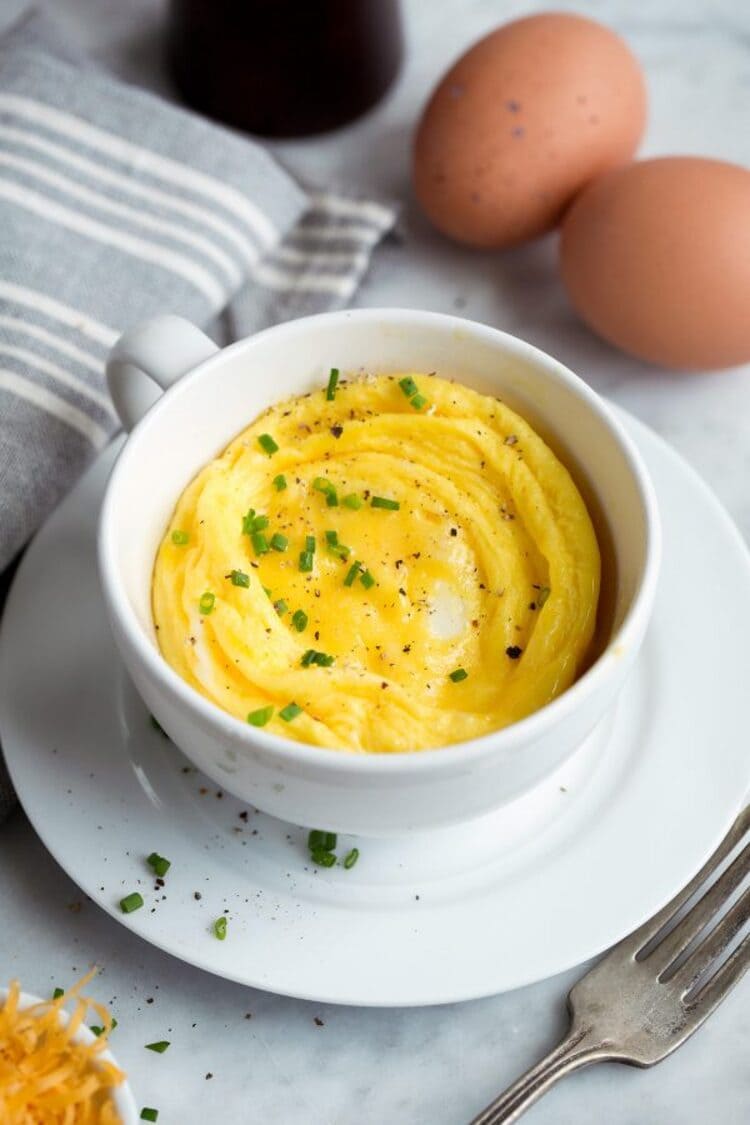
[106,314,220,432]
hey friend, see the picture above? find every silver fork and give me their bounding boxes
[470,803,750,1124]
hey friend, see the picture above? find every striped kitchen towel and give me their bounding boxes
[0,11,397,822]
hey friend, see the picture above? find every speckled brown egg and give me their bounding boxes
[413,12,646,248]
[560,157,750,370]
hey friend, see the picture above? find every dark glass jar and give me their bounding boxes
[167,0,404,138]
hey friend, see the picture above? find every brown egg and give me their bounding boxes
[413,13,646,248]
[560,157,750,370]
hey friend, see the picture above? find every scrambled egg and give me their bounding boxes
[152,373,600,752]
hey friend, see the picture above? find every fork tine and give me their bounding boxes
[614,805,750,960]
[687,933,750,1016]
[671,887,750,994]
[646,840,750,976]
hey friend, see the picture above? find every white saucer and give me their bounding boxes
[1,409,749,1007]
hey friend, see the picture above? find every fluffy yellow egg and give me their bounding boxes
[152,373,600,752]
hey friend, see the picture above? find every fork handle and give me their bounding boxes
[469,1023,608,1124]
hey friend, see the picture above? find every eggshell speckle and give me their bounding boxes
[413,12,647,248]
[560,157,750,370]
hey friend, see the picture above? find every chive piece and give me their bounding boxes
[146,1040,170,1054]
[53,988,64,1000]
[171,529,189,546]
[214,916,228,940]
[251,532,269,556]
[359,569,376,590]
[241,508,256,535]
[301,649,316,667]
[343,848,359,870]
[247,706,273,727]
[325,488,339,507]
[230,569,250,587]
[449,667,468,683]
[111,1018,118,1031]
[308,829,337,851]
[140,1110,159,1122]
[263,586,272,598]
[371,496,400,510]
[325,530,338,545]
[258,433,278,456]
[299,550,314,573]
[279,702,303,722]
[147,852,171,878]
[313,652,334,667]
[410,393,428,411]
[273,474,287,491]
[305,535,316,554]
[291,609,308,633]
[326,367,340,401]
[344,560,362,587]
[328,542,351,561]
[342,493,362,510]
[537,586,551,608]
[311,849,336,868]
[270,533,288,552]
[199,591,215,615]
[313,476,331,494]
[252,515,269,531]
[90,1026,104,1037]
[273,599,288,617]
[120,892,144,914]
[399,376,419,399]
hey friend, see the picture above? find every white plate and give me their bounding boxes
[1,409,749,1007]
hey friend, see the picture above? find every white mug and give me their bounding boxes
[99,309,660,836]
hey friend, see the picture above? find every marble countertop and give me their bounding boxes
[1,0,749,1121]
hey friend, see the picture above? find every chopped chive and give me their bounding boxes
[301,649,316,667]
[279,702,303,722]
[301,650,334,668]
[410,393,429,411]
[311,848,336,868]
[371,496,400,511]
[342,493,362,510]
[229,569,250,587]
[273,474,287,491]
[325,530,338,545]
[241,508,256,534]
[214,916,228,940]
[299,550,314,573]
[537,586,551,608]
[252,515,269,531]
[308,829,337,851]
[328,543,351,560]
[52,988,64,1000]
[111,1019,118,1031]
[359,569,376,590]
[199,591,215,615]
[399,376,419,399]
[344,560,362,587]
[147,852,171,878]
[449,667,468,683]
[171,529,189,546]
[251,531,269,556]
[343,848,359,870]
[90,1026,104,1037]
[146,1041,170,1054]
[291,609,308,632]
[325,367,340,401]
[326,487,339,507]
[258,433,278,456]
[270,533,288,552]
[273,599,288,617]
[247,705,274,726]
[305,535,316,554]
[313,476,331,494]
[120,892,144,914]
[140,1111,159,1123]
[263,586,272,598]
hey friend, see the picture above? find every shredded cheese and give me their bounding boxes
[0,970,125,1123]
